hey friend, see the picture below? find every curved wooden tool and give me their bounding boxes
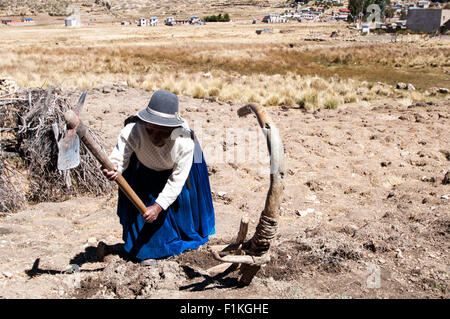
[207,102,285,285]
[64,109,147,215]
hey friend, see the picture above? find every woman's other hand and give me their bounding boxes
[142,203,163,223]
[102,163,119,181]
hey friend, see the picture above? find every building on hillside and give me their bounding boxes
[299,13,319,21]
[189,15,200,24]
[265,13,288,23]
[65,17,80,27]
[361,23,370,34]
[138,17,147,26]
[417,1,430,8]
[165,17,176,26]
[2,18,36,26]
[406,8,450,32]
[149,16,159,26]
[335,14,349,20]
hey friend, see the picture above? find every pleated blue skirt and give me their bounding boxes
[117,145,215,260]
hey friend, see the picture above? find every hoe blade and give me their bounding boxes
[57,129,80,170]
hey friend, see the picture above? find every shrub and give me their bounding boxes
[323,96,340,109]
[299,89,319,110]
[264,94,280,106]
[192,85,206,99]
[204,13,230,22]
[208,87,220,97]
[344,93,358,104]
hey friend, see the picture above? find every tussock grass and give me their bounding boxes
[0,23,448,110]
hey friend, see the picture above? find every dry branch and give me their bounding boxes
[0,87,113,211]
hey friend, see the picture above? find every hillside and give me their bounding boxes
[0,0,293,18]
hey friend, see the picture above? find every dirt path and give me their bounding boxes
[0,86,448,298]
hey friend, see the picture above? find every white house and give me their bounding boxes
[149,16,159,26]
[361,23,370,34]
[262,14,280,23]
[417,1,430,8]
[65,17,79,27]
[138,17,147,26]
[165,17,175,26]
[189,15,200,24]
[299,14,319,21]
[278,15,288,23]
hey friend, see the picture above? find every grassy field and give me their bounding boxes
[1,21,449,109]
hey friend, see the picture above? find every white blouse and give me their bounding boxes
[109,120,195,210]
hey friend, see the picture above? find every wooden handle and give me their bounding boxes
[65,110,148,215]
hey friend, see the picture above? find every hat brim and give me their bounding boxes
[137,109,184,127]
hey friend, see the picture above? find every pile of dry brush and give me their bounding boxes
[0,87,114,213]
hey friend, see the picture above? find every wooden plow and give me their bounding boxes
[206,103,285,286]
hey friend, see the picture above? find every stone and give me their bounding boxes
[442,171,450,185]
[406,83,415,91]
[0,77,18,95]
[296,208,315,217]
[396,82,407,90]
[400,151,410,157]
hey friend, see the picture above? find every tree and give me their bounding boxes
[204,13,231,22]
[384,6,395,18]
[400,9,407,20]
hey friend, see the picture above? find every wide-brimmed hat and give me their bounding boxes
[137,90,184,127]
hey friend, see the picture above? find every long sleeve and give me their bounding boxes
[108,124,138,173]
[155,137,195,210]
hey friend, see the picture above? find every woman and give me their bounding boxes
[102,90,215,263]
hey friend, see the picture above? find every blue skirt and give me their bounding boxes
[117,146,215,260]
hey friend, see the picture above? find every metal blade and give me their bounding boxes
[75,90,87,115]
[57,129,80,170]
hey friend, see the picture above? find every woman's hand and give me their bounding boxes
[102,163,119,181]
[142,203,163,223]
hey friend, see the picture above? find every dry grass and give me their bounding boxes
[1,22,449,109]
